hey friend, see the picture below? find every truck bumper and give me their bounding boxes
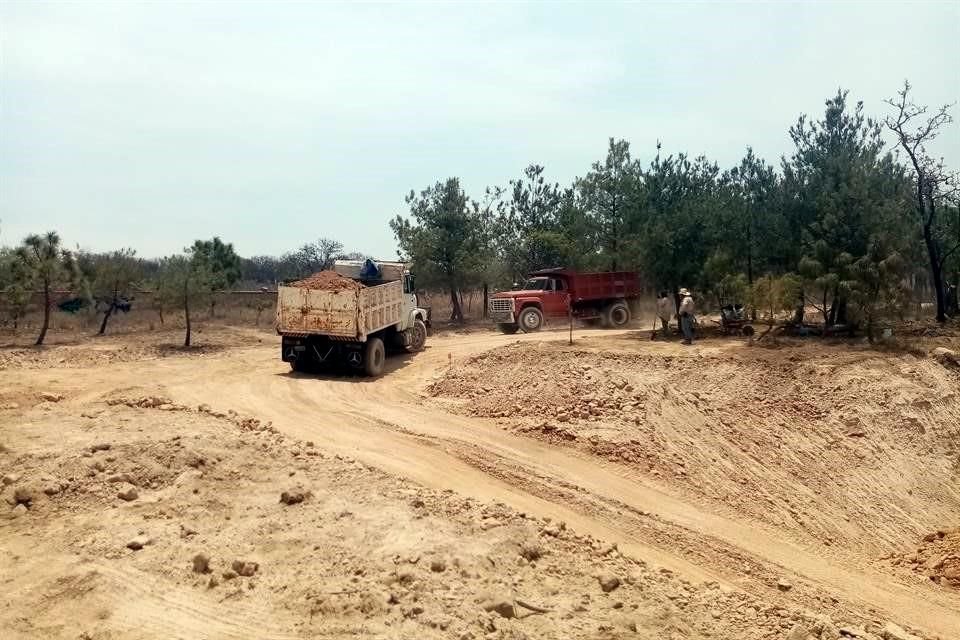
[282,335,364,368]
[489,311,515,324]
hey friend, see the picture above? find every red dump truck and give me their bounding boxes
[488,269,642,333]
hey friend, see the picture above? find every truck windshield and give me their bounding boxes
[522,278,550,291]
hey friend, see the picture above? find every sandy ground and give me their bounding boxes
[1,324,958,639]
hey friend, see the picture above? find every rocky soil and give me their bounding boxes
[2,328,958,639]
[3,388,913,639]
[887,527,960,589]
[428,338,960,588]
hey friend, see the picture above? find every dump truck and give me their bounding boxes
[488,268,642,333]
[276,260,429,376]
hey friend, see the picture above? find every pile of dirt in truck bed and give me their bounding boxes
[0,385,889,640]
[289,270,363,291]
[428,339,960,562]
[888,527,960,589]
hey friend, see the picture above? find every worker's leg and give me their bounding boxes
[660,317,669,337]
[681,315,693,344]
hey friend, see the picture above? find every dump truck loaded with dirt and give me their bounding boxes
[489,269,642,333]
[275,260,428,376]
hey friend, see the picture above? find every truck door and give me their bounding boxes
[542,278,570,317]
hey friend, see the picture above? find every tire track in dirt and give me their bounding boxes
[13,329,960,638]
[151,344,960,639]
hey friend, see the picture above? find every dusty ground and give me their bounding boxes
[2,323,959,639]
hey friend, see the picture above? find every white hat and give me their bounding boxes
[679,288,690,296]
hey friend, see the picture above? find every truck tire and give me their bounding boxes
[518,307,543,332]
[498,323,520,335]
[406,319,427,352]
[363,337,386,376]
[290,358,310,373]
[605,301,631,328]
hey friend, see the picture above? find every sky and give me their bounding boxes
[1,1,958,259]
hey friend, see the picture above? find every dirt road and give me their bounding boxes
[2,326,958,639]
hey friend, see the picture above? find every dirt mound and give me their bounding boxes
[890,528,960,588]
[429,341,960,560]
[289,270,363,291]
[428,345,646,422]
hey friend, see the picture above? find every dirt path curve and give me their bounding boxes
[25,328,960,638]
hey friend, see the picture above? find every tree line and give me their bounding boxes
[391,83,959,333]
[0,234,363,346]
[2,82,957,345]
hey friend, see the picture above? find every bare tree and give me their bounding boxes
[885,81,959,322]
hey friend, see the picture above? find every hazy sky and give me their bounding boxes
[2,2,958,259]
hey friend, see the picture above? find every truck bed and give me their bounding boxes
[276,280,404,340]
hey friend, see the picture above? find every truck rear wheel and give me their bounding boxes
[518,307,543,332]
[605,301,631,328]
[498,323,519,334]
[364,337,386,376]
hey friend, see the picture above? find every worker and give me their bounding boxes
[656,291,673,338]
[678,287,696,345]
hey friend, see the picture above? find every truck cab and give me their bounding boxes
[489,274,572,333]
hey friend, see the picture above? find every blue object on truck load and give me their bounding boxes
[359,259,382,281]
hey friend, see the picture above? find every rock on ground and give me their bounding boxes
[232,560,258,577]
[598,574,621,593]
[481,597,516,619]
[881,622,922,640]
[193,553,211,574]
[127,535,151,550]
[279,489,308,505]
[931,347,959,366]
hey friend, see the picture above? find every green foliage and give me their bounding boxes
[715,147,786,280]
[79,248,144,334]
[189,237,241,291]
[495,165,568,280]
[783,90,916,326]
[155,237,241,346]
[845,236,909,340]
[14,231,82,344]
[576,139,640,270]
[701,250,748,308]
[0,248,32,330]
[391,177,489,322]
[750,274,802,326]
[634,152,720,291]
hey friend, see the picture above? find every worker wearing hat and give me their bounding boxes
[678,287,696,345]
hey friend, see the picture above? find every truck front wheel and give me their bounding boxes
[364,337,386,376]
[605,301,631,328]
[519,307,543,332]
[406,319,427,352]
